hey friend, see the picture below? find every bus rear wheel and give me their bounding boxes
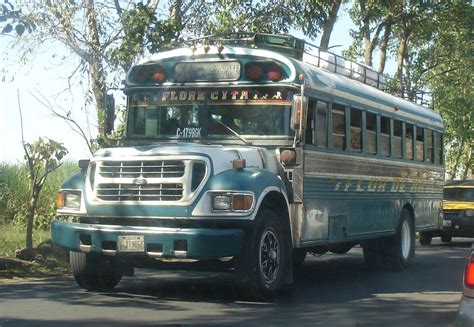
[70,251,123,292]
[383,208,415,271]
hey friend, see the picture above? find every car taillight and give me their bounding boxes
[465,253,474,288]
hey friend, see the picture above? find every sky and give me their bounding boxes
[0,4,394,164]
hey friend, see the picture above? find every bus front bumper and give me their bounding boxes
[51,220,244,259]
[441,211,474,237]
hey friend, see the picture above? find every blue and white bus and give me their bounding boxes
[52,33,444,299]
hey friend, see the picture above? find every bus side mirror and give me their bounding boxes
[105,94,116,134]
[291,95,308,131]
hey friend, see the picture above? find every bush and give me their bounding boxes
[0,162,79,228]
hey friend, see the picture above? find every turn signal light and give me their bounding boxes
[56,192,64,209]
[465,254,474,288]
[232,194,253,211]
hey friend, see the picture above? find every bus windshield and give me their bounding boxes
[126,87,293,140]
[444,188,474,202]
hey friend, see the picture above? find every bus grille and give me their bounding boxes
[443,210,462,219]
[96,183,183,202]
[91,158,207,203]
[99,160,185,179]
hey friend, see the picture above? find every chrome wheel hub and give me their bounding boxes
[259,228,280,284]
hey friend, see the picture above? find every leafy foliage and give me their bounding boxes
[22,137,68,249]
[0,162,79,227]
[0,0,36,36]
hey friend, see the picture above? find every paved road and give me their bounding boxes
[0,238,471,327]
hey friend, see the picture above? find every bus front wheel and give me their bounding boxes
[70,251,123,291]
[240,209,292,300]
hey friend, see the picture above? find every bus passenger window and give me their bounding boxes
[366,112,377,154]
[332,104,346,150]
[315,101,328,147]
[405,123,414,160]
[426,129,434,163]
[380,116,390,156]
[350,108,362,152]
[435,132,443,165]
[393,120,402,158]
[305,101,315,145]
[416,127,424,161]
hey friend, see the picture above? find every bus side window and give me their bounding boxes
[435,132,443,165]
[332,103,346,150]
[315,101,328,148]
[305,100,316,145]
[416,126,424,161]
[380,116,390,156]
[405,123,414,160]
[350,107,362,152]
[366,112,377,154]
[393,119,402,158]
[426,129,434,163]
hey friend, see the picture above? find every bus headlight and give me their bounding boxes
[213,195,232,211]
[212,193,254,212]
[466,210,474,217]
[57,191,82,210]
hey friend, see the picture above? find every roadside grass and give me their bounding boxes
[0,224,70,278]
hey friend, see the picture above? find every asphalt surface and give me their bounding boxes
[0,238,471,327]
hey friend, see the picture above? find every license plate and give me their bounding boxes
[118,236,145,252]
[443,219,452,227]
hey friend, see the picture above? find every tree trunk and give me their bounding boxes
[450,138,466,180]
[87,0,107,138]
[319,0,342,51]
[461,147,473,180]
[26,188,39,249]
[377,21,392,74]
[359,0,373,66]
[396,30,408,97]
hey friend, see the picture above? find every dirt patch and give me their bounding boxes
[0,240,69,279]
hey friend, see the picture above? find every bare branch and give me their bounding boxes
[30,90,94,155]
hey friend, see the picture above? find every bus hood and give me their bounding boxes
[93,143,279,175]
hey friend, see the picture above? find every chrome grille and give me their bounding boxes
[96,183,183,202]
[99,160,185,178]
[91,157,208,204]
[443,210,462,219]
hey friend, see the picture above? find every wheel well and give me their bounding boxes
[259,191,291,233]
[402,203,415,225]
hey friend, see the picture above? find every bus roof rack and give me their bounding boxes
[180,33,432,108]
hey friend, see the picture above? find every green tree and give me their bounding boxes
[22,137,67,250]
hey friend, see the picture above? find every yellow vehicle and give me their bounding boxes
[440,180,474,242]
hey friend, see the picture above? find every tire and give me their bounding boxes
[419,232,433,245]
[363,239,384,270]
[383,208,415,271]
[240,208,292,300]
[292,249,306,267]
[70,251,123,291]
[441,235,452,243]
[330,244,353,254]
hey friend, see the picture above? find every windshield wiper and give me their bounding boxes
[212,117,252,145]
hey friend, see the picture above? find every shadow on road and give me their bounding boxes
[0,240,470,326]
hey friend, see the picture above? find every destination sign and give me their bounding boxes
[174,61,241,82]
[129,88,291,106]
